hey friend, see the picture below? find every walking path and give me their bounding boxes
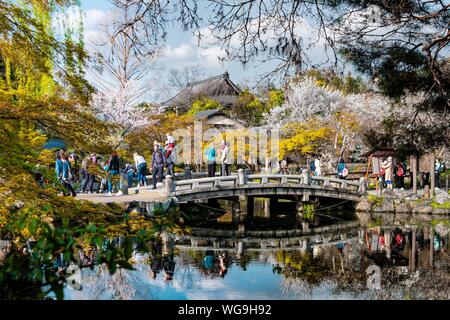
[75,185,167,204]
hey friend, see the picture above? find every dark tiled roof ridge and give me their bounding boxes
[186,71,229,87]
[162,71,241,107]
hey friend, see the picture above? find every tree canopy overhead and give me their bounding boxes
[109,0,449,151]
[0,1,183,300]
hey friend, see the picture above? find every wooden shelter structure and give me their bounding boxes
[360,148,438,195]
[360,148,397,176]
[194,109,245,130]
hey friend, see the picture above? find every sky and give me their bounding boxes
[77,0,337,102]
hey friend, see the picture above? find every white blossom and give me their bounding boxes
[265,76,391,129]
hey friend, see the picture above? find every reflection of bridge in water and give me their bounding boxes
[175,221,362,254]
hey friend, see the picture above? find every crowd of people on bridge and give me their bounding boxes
[53,131,448,197]
[53,133,237,197]
[54,133,177,196]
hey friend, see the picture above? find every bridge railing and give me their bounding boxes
[165,169,367,194]
[171,175,239,192]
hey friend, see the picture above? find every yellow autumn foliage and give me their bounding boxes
[279,120,333,159]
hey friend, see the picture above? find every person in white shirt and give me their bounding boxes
[314,158,321,176]
[165,133,175,146]
[220,139,230,176]
[133,152,147,186]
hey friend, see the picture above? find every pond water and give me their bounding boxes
[64,198,450,300]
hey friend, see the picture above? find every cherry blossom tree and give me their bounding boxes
[266,77,343,128]
[264,75,392,170]
[91,81,156,148]
[89,4,160,149]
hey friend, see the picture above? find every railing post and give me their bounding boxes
[120,172,129,195]
[164,175,174,195]
[358,177,367,193]
[323,178,330,188]
[184,165,192,180]
[238,168,246,185]
[301,169,310,185]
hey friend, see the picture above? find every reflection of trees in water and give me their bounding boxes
[273,250,335,298]
[365,267,450,300]
[83,265,137,300]
[273,233,450,300]
[273,251,327,284]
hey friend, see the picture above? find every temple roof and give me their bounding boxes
[162,72,241,112]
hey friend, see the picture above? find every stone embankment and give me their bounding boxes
[356,188,450,224]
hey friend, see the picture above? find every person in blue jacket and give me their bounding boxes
[56,154,77,197]
[205,142,217,177]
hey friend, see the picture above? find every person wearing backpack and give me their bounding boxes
[106,152,121,196]
[151,144,166,189]
[394,160,406,190]
[164,142,177,178]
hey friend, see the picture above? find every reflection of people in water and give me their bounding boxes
[218,252,228,278]
[392,228,406,251]
[149,237,176,281]
[201,250,229,277]
[79,248,95,270]
[203,250,215,273]
[149,240,163,279]
[163,254,176,281]
[378,232,385,251]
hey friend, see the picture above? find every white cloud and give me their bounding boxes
[160,43,226,69]
[162,43,196,61]
[84,8,107,30]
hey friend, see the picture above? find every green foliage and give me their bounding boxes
[267,89,284,109]
[302,204,315,220]
[232,89,267,126]
[305,69,367,95]
[367,195,384,208]
[188,97,223,115]
[431,219,450,227]
[273,251,324,284]
[368,216,383,228]
[431,201,450,210]
[0,0,186,300]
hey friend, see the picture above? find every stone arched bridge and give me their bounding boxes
[76,169,367,205]
[165,169,367,203]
